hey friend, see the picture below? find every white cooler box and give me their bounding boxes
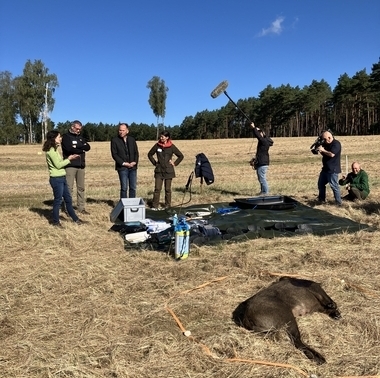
[110,198,146,224]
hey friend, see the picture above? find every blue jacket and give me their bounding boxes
[195,153,214,185]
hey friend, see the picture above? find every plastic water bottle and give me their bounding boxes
[174,218,190,260]
[172,213,178,227]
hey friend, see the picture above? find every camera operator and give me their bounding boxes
[315,130,342,206]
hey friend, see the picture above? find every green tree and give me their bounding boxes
[129,122,157,141]
[14,59,58,143]
[333,73,354,135]
[257,85,278,134]
[351,69,371,134]
[369,58,380,133]
[303,80,332,136]
[270,85,298,136]
[0,71,20,144]
[178,116,196,139]
[147,76,169,139]
[290,86,308,137]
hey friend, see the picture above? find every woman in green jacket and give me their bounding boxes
[147,131,184,210]
[42,130,83,226]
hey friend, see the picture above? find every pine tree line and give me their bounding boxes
[1,58,379,144]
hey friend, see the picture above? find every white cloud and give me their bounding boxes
[258,16,285,37]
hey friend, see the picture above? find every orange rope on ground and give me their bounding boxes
[165,275,229,306]
[165,305,214,356]
[197,342,213,356]
[179,275,229,295]
[165,306,186,332]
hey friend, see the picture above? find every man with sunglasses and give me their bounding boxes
[61,120,91,215]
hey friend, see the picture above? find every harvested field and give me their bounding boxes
[1,136,380,378]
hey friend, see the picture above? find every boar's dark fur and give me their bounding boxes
[232,277,341,364]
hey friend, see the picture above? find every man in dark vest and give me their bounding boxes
[61,120,91,214]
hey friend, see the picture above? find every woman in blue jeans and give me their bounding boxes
[250,122,274,195]
[42,130,83,227]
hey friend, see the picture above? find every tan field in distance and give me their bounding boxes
[1,136,380,377]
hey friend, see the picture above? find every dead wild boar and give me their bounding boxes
[232,276,341,364]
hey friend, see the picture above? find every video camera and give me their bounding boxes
[310,129,332,155]
[310,135,325,155]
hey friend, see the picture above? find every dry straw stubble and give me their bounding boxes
[1,136,380,377]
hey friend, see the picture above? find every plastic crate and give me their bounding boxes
[110,198,146,224]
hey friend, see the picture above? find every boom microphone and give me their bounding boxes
[210,80,252,123]
[210,80,229,98]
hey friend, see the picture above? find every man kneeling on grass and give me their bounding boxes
[339,162,370,201]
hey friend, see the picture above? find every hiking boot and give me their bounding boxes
[74,219,86,225]
[52,222,63,227]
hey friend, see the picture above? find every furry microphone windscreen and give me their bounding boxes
[210,80,229,98]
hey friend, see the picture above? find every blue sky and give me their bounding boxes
[1,0,379,127]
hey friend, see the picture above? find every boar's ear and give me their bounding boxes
[308,285,333,306]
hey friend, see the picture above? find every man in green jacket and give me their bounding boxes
[339,162,370,201]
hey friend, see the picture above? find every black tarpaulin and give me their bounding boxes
[116,196,373,251]
[144,196,373,243]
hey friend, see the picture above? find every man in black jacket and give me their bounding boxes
[62,120,91,214]
[110,123,139,198]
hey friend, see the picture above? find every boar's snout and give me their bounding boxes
[326,302,341,320]
[329,309,341,320]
